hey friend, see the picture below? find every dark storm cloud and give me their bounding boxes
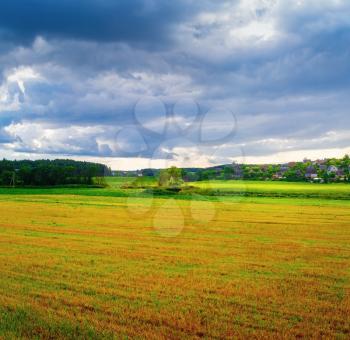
[0,0,202,47]
[1,0,350,165]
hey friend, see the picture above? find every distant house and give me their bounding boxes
[272,173,284,180]
[336,169,344,176]
[315,159,327,166]
[232,162,243,179]
[305,166,318,180]
[280,164,290,173]
[335,169,346,181]
[306,173,318,180]
[327,165,338,174]
[305,173,318,180]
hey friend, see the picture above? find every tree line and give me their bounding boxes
[0,159,111,187]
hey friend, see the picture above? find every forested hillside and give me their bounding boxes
[0,159,111,186]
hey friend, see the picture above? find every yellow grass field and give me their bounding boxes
[0,193,350,339]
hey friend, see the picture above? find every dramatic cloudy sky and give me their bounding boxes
[0,0,349,169]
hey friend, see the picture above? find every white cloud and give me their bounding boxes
[6,66,42,94]
[0,66,44,112]
[4,122,105,154]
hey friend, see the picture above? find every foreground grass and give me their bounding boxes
[0,191,349,338]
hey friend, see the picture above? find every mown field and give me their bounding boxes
[0,180,349,338]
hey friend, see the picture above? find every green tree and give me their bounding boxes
[223,166,234,179]
[158,166,184,188]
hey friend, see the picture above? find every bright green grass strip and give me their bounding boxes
[1,179,350,202]
[193,180,350,193]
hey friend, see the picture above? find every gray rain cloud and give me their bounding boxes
[0,0,349,168]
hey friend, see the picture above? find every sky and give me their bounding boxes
[0,0,349,170]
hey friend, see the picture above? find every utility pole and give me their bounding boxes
[10,169,19,188]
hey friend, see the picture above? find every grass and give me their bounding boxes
[191,180,350,199]
[0,180,349,338]
[194,179,350,193]
[2,177,350,201]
